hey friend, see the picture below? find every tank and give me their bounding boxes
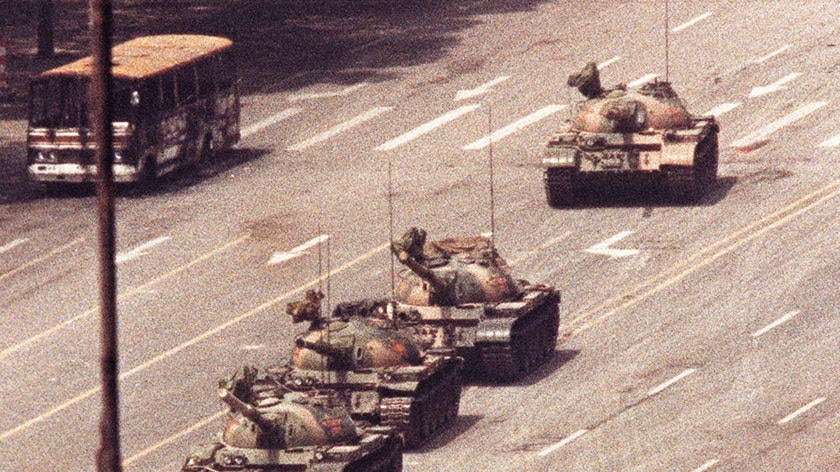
[389,227,561,382]
[246,293,463,449]
[541,61,719,206]
[181,386,403,472]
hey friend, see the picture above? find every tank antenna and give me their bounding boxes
[487,101,496,251]
[317,223,323,309]
[665,0,670,82]
[326,234,331,319]
[387,156,396,299]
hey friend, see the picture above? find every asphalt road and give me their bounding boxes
[2,1,840,471]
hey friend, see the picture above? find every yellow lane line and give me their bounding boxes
[1,242,389,446]
[0,236,86,283]
[560,179,840,338]
[0,235,249,360]
[122,410,227,467]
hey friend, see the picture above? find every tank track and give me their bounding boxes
[544,167,576,207]
[379,361,461,448]
[665,130,718,202]
[478,294,560,382]
[343,433,403,472]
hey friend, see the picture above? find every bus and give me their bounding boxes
[26,34,240,185]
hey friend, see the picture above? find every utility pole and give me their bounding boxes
[89,0,121,471]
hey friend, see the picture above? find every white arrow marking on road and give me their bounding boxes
[818,133,840,148]
[116,236,171,264]
[748,72,802,99]
[455,76,511,101]
[584,231,639,258]
[240,108,302,139]
[730,101,827,149]
[752,44,790,64]
[268,234,330,265]
[0,238,28,255]
[598,56,622,69]
[628,74,659,88]
[287,107,393,151]
[671,12,712,33]
[463,104,566,150]
[287,83,368,103]
[778,397,826,424]
[691,459,720,472]
[648,368,696,397]
[537,429,588,457]
[752,310,800,337]
[375,104,480,151]
[704,102,741,117]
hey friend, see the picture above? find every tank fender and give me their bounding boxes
[660,118,717,167]
[475,318,516,344]
[660,139,697,167]
[380,380,420,394]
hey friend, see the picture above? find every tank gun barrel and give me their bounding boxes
[391,247,447,294]
[218,388,272,430]
[295,337,352,367]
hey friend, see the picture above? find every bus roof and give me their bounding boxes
[39,35,233,81]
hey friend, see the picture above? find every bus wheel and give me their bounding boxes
[199,135,215,163]
[138,154,157,185]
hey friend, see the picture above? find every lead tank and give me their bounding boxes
[541,61,719,206]
[389,227,561,382]
[253,292,463,448]
[181,385,402,472]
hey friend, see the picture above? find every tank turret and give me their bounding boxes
[389,227,562,382]
[182,386,403,472]
[390,226,522,306]
[290,315,424,371]
[541,61,719,206]
[217,387,360,449]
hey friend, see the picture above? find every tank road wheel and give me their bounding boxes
[544,168,576,207]
[666,131,718,203]
[381,396,422,448]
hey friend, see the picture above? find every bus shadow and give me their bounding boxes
[121,147,271,198]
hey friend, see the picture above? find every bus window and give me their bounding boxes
[216,51,235,90]
[160,72,177,110]
[112,82,134,122]
[196,57,215,98]
[29,77,87,128]
[176,66,198,105]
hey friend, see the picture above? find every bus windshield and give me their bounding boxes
[29,77,135,128]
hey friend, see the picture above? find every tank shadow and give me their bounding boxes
[410,414,483,452]
[463,348,580,387]
[558,175,736,209]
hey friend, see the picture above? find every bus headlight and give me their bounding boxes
[113,151,124,163]
[33,151,58,163]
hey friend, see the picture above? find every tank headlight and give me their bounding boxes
[542,149,577,167]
